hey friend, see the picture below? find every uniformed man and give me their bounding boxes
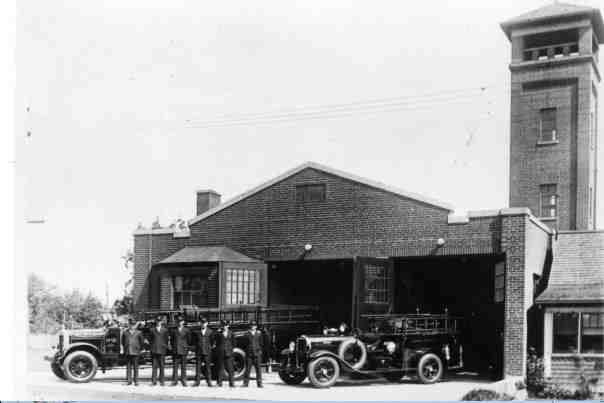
[150,315,170,386]
[171,317,190,387]
[215,320,235,387]
[242,320,263,388]
[122,318,144,386]
[193,317,214,387]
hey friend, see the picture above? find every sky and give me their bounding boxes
[15,0,604,304]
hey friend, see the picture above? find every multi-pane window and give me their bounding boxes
[173,275,208,308]
[539,108,557,142]
[540,184,558,218]
[295,184,326,202]
[225,268,260,305]
[365,264,390,304]
[553,312,604,354]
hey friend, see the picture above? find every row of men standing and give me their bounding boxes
[121,316,264,387]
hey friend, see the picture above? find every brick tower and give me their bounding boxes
[501,3,603,230]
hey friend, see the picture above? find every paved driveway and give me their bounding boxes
[27,367,493,401]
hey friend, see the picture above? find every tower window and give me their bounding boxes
[295,184,326,202]
[540,184,558,218]
[539,108,557,142]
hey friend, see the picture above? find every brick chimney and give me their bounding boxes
[196,189,221,216]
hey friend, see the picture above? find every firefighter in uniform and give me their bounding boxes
[171,317,190,387]
[149,315,170,386]
[122,318,144,386]
[193,317,214,387]
[243,320,264,388]
[215,320,235,387]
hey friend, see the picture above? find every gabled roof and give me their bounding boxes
[158,246,260,264]
[501,2,604,42]
[188,161,454,226]
[536,230,604,304]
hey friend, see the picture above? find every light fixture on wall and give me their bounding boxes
[304,244,313,252]
[437,238,445,247]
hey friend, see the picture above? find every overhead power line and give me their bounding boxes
[185,84,505,129]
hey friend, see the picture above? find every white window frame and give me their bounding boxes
[543,307,604,377]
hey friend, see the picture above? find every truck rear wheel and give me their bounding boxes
[63,350,98,383]
[307,356,340,388]
[51,362,66,380]
[417,353,443,384]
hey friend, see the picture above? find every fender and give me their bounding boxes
[62,342,102,362]
[308,350,358,373]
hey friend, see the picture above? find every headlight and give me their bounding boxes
[385,341,396,354]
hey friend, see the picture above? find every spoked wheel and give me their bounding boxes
[63,351,98,383]
[51,361,66,380]
[338,339,367,370]
[417,353,443,384]
[229,348,247,381]
[307,356,340,388]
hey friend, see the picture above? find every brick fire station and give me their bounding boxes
[132,3,604,390]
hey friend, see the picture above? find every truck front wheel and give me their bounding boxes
[417,353,443,384]
[63,350,98,383]
[307,356,340,388]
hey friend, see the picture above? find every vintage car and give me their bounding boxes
[278,312,464,388]
[45,305,320,383]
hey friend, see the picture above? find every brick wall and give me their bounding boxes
[133,167,539,377]
[509,55,598,231]
[133,233,187,310]
[501,213,528,377]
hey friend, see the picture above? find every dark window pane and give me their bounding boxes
[553,312,578,353]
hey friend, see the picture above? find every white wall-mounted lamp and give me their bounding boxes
[304,244,313,252]
[437,238,445,247]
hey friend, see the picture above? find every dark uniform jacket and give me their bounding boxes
[245,330,263,357]
[195,327,214,356]
[173,326,191,356]
[122,328,144,356]
[150,326,170,355]
[215,330,235,357]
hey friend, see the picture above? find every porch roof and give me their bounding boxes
[158,246,261,264]
[536,230,604,305]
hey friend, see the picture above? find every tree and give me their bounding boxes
[113,248,135,316]
[28,273,106,334]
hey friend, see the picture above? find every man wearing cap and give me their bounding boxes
[193,317,214,387]
[150,315,170,386]
[122,318,144,386]
[171,317,191,387]
[242,320,263,387]
[215,320,235,387]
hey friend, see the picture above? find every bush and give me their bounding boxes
[460,389,514,401]
[526,347,545,395]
